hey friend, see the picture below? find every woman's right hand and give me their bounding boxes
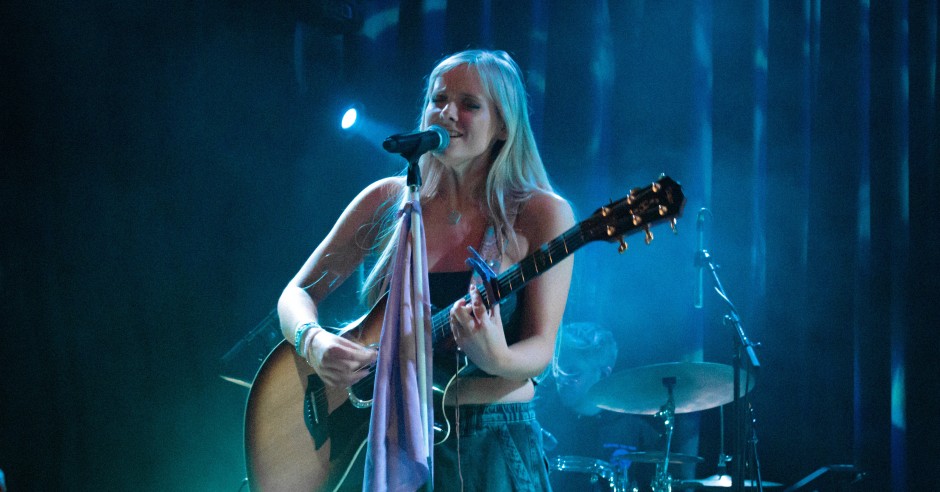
[302,329,377,388]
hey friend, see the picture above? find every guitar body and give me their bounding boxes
[244,300,386,492]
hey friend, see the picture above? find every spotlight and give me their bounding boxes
[328,102,403,157]
[341,106,359,130]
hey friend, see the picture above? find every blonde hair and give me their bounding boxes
[362,49,553,304]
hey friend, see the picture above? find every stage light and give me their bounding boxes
[341,106,359,130]
[329,101,399,157]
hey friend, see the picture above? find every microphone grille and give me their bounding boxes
[428,125,450,152]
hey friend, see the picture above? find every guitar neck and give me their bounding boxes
[430,222,589,343]
[426,174,685,346]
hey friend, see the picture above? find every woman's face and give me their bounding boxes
[424,64,505,171]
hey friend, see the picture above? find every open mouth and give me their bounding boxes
[441,126,462,138]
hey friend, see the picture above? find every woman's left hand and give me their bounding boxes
[449,285,509,375]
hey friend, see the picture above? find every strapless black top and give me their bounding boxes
[428,270,523,377]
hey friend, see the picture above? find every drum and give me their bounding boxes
[550,455,617,492]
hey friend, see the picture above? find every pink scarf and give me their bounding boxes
[363,196,434,491]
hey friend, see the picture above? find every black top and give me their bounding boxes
[428,270,523,377]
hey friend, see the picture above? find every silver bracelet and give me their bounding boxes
[294,321,321,357]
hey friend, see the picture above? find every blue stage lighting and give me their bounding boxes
[341,107,358,130]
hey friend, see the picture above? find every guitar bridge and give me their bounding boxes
[304,375,330,449]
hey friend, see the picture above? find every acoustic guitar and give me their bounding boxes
[244,176,685,491]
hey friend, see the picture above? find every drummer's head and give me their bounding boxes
[552,322,618,414]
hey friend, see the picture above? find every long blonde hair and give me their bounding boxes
[362,49,554,304]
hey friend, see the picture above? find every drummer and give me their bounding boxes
[536,322,700,491]
[536,322,658,490]
[551,322,620,417]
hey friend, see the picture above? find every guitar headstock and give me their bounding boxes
[582,175,686,250]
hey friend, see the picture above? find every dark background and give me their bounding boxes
[2,1,938,490]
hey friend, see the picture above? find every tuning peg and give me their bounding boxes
[644,225,654,245]
[651,181,661,193]
[632,214,642,226]
[670,218,678,234]
[658,205,668,216]
[628,188,642,205]
[618,236,628,253]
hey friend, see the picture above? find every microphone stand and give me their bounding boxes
[695,249,761,492]
[402,150,422,189]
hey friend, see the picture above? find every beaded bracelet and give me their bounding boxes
[294,321,321,357]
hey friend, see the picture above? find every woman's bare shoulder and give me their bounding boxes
[345,176,405,213]
[515,190,575,244]
[521,190,571,215]
[360,176,405,201]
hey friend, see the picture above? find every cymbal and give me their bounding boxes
[612,451,704,464]
[680,474,782,488]
[587,362,755,415]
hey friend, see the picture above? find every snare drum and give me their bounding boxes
[550,455,616,491]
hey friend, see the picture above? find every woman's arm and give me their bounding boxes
[450,191,575,380]
[277,176,403,386]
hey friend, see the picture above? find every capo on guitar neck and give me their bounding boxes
[465,246,501,310]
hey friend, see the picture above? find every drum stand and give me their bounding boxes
[650,377,678,492]
[586,358,752,491]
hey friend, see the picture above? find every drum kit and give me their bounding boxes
[548,209,777,491]
[549,361,780,492]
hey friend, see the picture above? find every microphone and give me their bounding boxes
[695,208,707,309]
[382,125,450,156]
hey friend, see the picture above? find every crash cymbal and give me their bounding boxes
[612,451,704,464]
[679,474,782,489]
[587,362,755,415]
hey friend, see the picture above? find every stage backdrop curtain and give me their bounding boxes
[1,1,937,491]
